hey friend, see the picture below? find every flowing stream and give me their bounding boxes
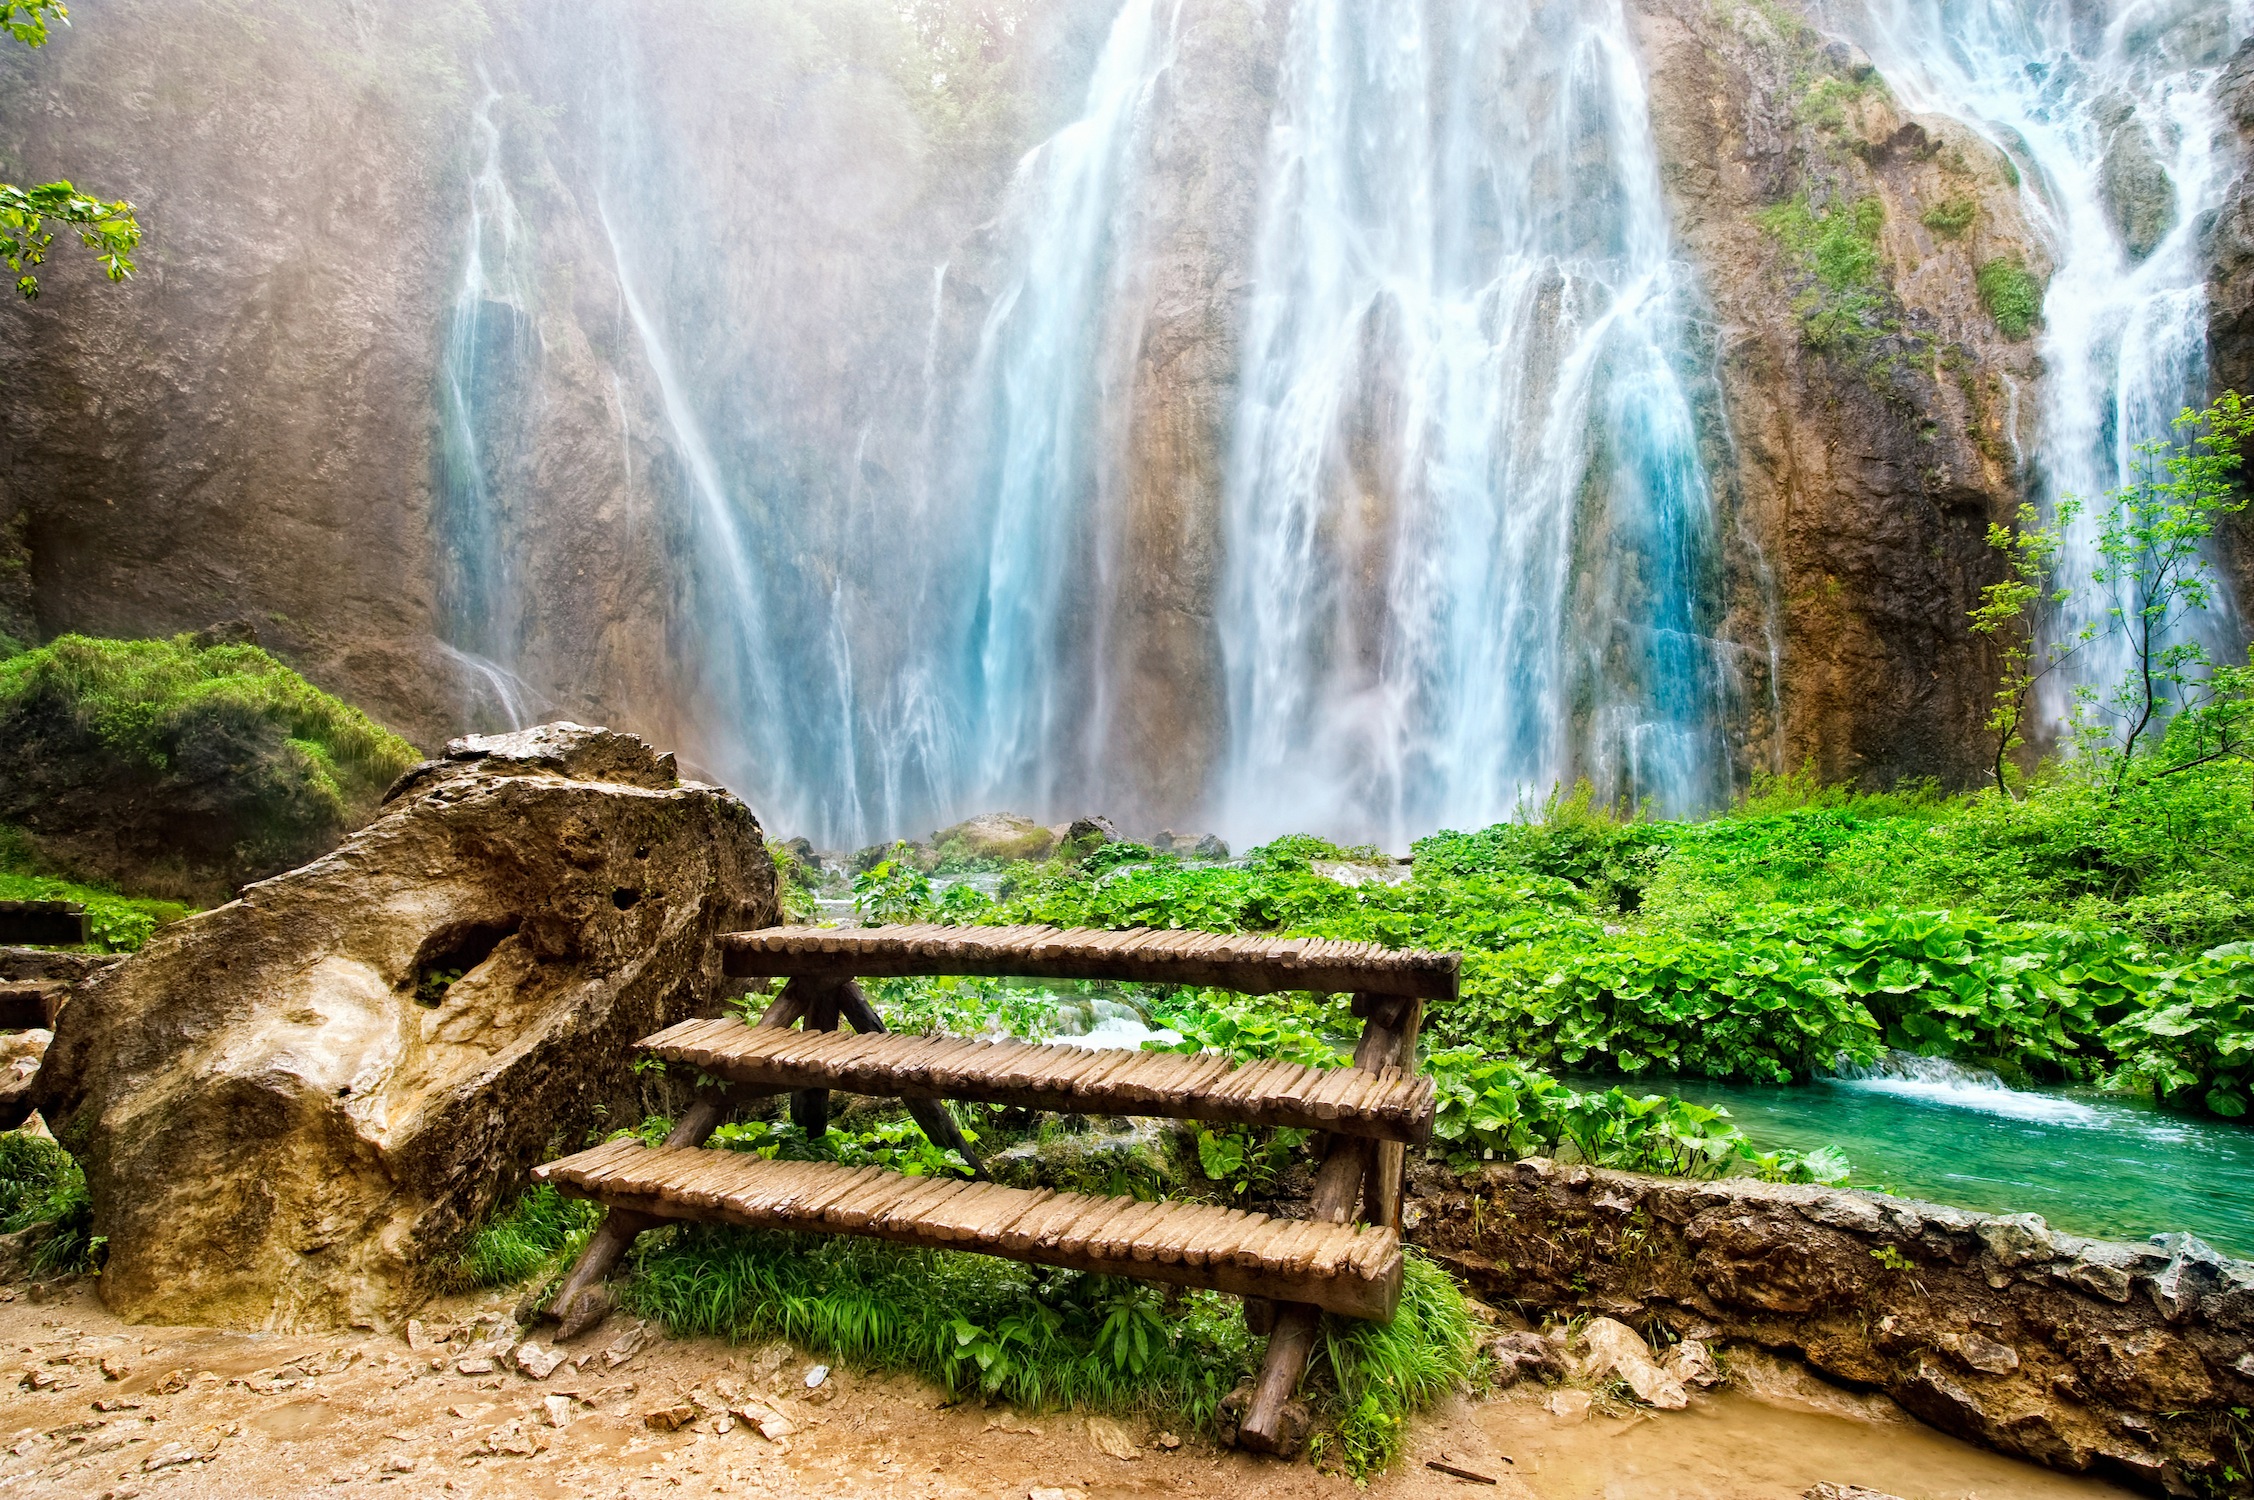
[1645,1054,2254,1257]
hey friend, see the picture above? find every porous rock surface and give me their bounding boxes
[34,723,776,1332]
[1411,1158,2254,1494]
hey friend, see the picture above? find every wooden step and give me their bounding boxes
[642,1017,1435,1144]
[534,1140,1404,1321]
[722,923,1459,1002]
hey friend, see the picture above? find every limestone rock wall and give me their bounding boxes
[1412,1158,2254,1495]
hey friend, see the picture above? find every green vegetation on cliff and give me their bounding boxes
[1977,256,2043,339]
[0,633,420,906]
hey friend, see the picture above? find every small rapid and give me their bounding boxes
[1823,1050,2104,1125]
[1656,1062,2254,1256]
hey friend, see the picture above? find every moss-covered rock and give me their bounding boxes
[0,634,420,902]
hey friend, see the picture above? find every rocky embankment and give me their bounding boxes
[1413,1157,2254,1494]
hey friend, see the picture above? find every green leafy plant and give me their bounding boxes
[1977,257,2043,339]
[0,1131,97,1274]
[447,1182,601,1290]
[1,2,141,299]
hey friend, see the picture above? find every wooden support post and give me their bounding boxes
[539,983,810,1337]
[788,981,844,1137]
[837,980,988,1180]
[1362,996,1424,1231]
[1238,995,1412,1454]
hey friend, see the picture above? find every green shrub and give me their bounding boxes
[1759,195,1890,352]
[0,634,420,895]
[1921,195,1977,238]
[1977,257,2043,338]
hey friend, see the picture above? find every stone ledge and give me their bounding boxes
[1408,1157,2253,1495]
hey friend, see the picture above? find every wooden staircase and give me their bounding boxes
[534,922,1458,1455]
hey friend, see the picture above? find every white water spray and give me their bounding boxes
[1215,0,1735,846]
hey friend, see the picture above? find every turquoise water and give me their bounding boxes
[1618,1063,2254,1260]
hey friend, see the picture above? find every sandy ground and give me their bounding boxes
[0,1277,2143,1500]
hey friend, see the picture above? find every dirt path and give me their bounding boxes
[0,1280,2140,1500]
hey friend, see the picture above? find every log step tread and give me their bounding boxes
[720,923,1459,1002]
[534,1141,1403,1321]
[642,1017,1434,1143]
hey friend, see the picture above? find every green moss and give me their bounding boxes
[1758,195,1892,353]
[1977,257,2043,339]
[0,634,416,798]
[446,1182,601,1292]
[1921,195,1977,238]
[0,634,420,894]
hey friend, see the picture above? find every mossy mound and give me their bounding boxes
[0,634,420,902]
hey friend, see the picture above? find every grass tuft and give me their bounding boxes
[446,1182,601,1292]
[621,1223,1470,1478]
[0,1132,99,1275]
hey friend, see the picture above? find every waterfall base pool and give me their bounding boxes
[1613,1058,2254,1259]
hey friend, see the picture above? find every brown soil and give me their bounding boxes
[0,1280,2139,1500]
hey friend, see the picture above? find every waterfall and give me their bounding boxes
[947,0,1184,817]
[433,76,532,731]
[1827,0,2252,724]
[1215,0,1735,847]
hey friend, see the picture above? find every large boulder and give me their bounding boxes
[34,723,776,1331]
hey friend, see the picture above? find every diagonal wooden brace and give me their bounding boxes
[537,981,810,1338]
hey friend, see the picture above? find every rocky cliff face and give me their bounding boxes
[0,0,2241,829]
[0,2,474,747]
[1632,0,2043,788]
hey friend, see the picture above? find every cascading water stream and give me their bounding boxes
[947,0,1183,817]
[1216,0,1736,847]
[433,77,534,732]
[1824,0,2252,721]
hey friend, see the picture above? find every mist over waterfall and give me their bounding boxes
[395,0,2251,849]
[946,0,1184,824]
[1829,0,2253,718]
[1217,0,1736,846]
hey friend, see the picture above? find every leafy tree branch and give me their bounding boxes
[2,0,142,299]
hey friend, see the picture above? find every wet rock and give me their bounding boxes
[1544,1388,1593,1424]
[1579,1317,1689,1409]
[1486,1329,1565,1386]
[512,1341,565,1380]
[2146,1231,2226,1321]
[2097,93,2179,260]
[1943,1331,2020,1375]
[603,1323,654,1370]
[36,723,775,1331]
[1663,1337,1722,1388]
[644,1402,698,1432]
[932,813,1057,864]
[1411,1162,2252,1486]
